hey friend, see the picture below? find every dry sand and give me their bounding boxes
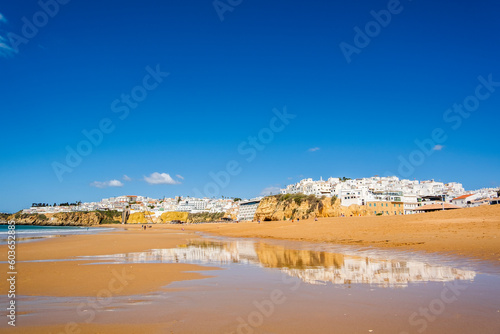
[1,205,499,333]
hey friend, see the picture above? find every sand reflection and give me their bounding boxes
[87,239,475,287]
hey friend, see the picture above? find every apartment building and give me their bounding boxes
[237,198,262,221]
[366,201,404,216]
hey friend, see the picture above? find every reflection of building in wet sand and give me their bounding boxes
[101,240,475,287]
[253,243,475,287]
[282,260,475,287]
[109,240,259,265]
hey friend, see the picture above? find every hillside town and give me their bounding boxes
[279,176,499,214]
[23,195,239,217]
[22,176,499,221]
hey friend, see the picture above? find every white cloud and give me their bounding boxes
[144,172,180,185]
[308,147,320,152]
[108,180,124,187]
[123,175,132,181]
[0,13,15,58]
[433,145,444,151]
[176,174,184,180]
[0,35,15,58]
[90,179,124,188]
[260,185,281,196]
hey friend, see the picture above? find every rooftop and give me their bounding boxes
[452,194,474,200]
[419,203,462,211]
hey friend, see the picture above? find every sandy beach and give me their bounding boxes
[1,205,500,333]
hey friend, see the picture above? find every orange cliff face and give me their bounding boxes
[126,211,189,224]
[253,195,372,221]
[3,211,117,226]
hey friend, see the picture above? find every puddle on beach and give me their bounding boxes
[79,237,480,288]
[5,235,500,333]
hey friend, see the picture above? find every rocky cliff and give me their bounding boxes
[1,211,121,226]
[254,194,371,221]
[126,211,189,224]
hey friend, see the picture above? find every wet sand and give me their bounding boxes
[0,229,219,296]
[1,205,500,333]
[10,261,218,297]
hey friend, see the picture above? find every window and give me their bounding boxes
[369,203,372,207]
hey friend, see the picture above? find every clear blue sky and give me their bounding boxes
[1,0,499,212]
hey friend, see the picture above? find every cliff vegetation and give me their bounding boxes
[187,212,226,224]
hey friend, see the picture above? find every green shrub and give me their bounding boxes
[102,218,121,224]
[282,194,292,202]
[292,193,307,205]
[187,212,225,223]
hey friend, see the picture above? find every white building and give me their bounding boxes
[451,194,479,207]
[402,194,420,215]
[339,189,367,206]
[281,177,333,196]
[237,198,262,221]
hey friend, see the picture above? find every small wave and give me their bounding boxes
[0,227,115,235]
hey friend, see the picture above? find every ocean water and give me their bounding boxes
[0,224,115,244]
